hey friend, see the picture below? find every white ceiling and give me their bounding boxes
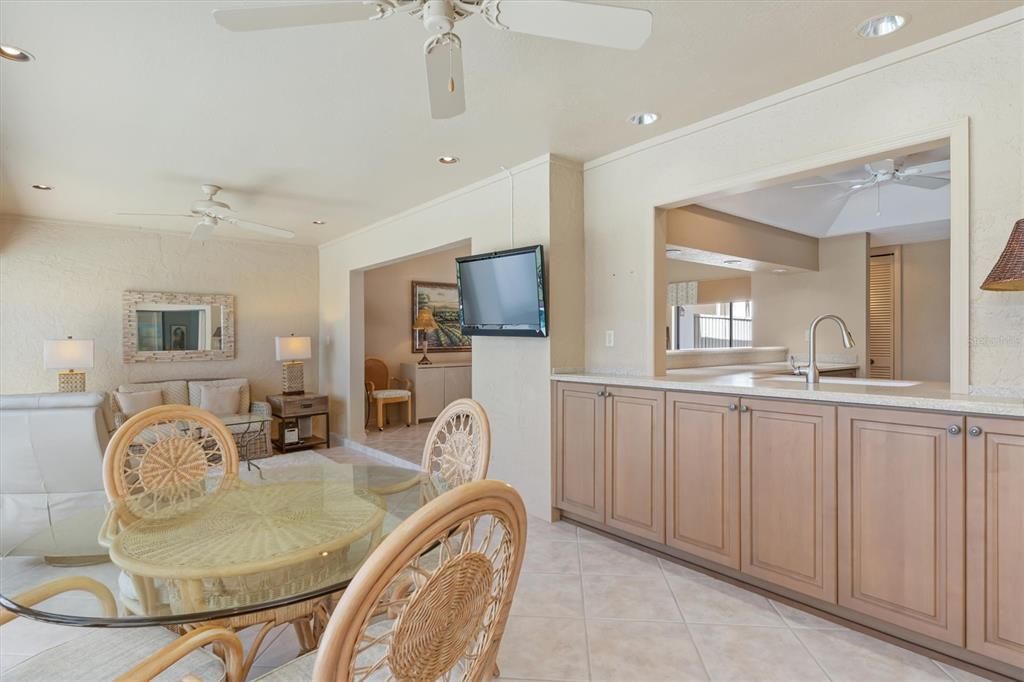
[1,1,1015,245]
[700,147,951,245]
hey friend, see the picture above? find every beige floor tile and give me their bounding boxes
[579,539,663,576]
[768,600,846,629]
[528,516,580,543]
[934,660,992,682]
[512,572,585,618]
[1,654,31,674]
[582,574,682,621]
[586,618,708,681]
[688,624,828,681]
[253,623,303,668]
[795,628,950,681]
[497,616,590,681]
[523,540,581,574]
[663,564,783,627]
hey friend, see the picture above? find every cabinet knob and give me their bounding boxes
[948,424,962,435]
[597,390,606,397]
[739,405,750,413]
[605,391,613,398]
[968,426,983,437]
[728,403,738,411]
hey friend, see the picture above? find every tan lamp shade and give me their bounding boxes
[412,307,439,331]
[274,335,312,361]
[43,338,94,369]
[981,218,1024,291]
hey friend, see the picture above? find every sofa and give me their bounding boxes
[110,378,272,459]
[0,392,110,554]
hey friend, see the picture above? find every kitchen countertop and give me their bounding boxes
[553,365,1024,418]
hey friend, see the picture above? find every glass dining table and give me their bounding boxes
[0,461,436,637]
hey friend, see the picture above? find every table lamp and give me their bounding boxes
[275,334,312,395]
[43,337,94,392]
[412,307,439,365]
[981,218,1024,291]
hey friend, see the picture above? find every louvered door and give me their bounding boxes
[868,251,900,379]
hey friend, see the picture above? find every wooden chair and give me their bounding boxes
[364,357,412,431]
[250,478,528,681]
[0,577,242,681]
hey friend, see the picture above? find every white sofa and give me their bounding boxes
[0,392,109,554]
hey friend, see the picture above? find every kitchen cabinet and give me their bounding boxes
[966,417,1024,667]
[605,387,665,542]
[665,392,740,568]
[554,382,605,523]
[837,407,965,645]
[740,397,837,602]
[400,362,471,422]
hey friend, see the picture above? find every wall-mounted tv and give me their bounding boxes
[455,245,548,337]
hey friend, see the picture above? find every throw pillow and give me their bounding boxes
[200,385,241,417]
[115,389,163,417]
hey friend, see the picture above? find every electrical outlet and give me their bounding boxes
[605,330,615,347]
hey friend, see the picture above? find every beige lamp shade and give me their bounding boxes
[412,307,439,331]
[981,218,1024,291]
[275,335,312,361]
[43,338,94,369]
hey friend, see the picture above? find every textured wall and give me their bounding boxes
[584,20,1023,394]
[0,217,319,403]
[901,239,951,382]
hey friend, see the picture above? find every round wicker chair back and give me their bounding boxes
[421,398,491,489]
[313,479,526,682]
[103,404,240,524]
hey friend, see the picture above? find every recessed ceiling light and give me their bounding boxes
[438,155,459,165]
[31,184,53,191]
[0,44,34,62]
[723,259,742,265]
[629,112,660,126]
[312,219,325,225]
[666,248,682,255]
[857,14,907,38]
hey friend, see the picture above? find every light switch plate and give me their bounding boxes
[605,330,615,347]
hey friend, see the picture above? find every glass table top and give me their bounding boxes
[0,462,436,627]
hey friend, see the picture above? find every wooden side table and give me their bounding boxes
[267,393,330,453]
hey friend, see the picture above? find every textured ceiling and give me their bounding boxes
[0,0,1016,245]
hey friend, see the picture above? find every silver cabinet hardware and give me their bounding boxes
[948,424,962,435]
[597,390,606,397]
[740,405,750,413]
[968,426,983,437]
[728,403,738,411]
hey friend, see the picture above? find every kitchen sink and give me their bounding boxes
[759,376,922,388]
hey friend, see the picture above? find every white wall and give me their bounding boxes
[902,239,951,381]
[584,18,1023,394]
[318,156,584,517]
[0,217,319,402]
[363,243,471,374]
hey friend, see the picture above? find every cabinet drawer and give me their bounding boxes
[272,395,328,417]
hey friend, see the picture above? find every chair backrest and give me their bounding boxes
[422,398,491,489]
[103,404,239,524]
[313,479,526,682]
[364,357,390,393]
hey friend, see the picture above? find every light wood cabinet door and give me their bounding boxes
[967,417,1024,667]
[741,397,837,602]
[838,407,965,645]
[605,387,665,542]
[554,382,605,523]
[665,392,740,568]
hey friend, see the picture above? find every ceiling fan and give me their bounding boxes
[117,184,296,240]
[792,159,950,215]
[212,0,654,119]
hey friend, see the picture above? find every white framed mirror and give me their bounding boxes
[123,291,234,362]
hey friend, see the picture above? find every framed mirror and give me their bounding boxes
[123,291,234,362]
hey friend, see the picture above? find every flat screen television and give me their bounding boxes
[456,245,548,337]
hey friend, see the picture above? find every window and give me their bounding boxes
[671,300,753,350]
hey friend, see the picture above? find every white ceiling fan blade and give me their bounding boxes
[223,216,296,239]
[792,179,865,189]
[191,220,217,241]
[895,174,950,190]
[213,1,383,32]
[117,212,193,217]
[484,0,652,50]
[424,35,466,119]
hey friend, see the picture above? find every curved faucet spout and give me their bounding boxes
[806,314,855,384]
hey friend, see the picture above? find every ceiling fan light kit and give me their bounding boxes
[212,0,653,119]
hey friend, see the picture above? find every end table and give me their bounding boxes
[267,393,330,453]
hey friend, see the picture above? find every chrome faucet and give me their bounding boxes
[803,314,855,384]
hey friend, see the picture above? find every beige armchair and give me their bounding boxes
[364,357,412,431]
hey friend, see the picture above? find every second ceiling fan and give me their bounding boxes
[213,0,653,119]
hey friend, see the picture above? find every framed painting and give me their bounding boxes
[411,281,472,353]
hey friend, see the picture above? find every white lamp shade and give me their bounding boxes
[275,335,312,361]
[43,338,94,370]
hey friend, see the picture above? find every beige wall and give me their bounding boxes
[363,244,471,375]
[901,239,951,381]
[0,217,319,402]
[584,18,1023,394]
[752,234,868,372]
[697,277,751,305]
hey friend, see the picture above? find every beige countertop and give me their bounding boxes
[553,365,1024,418]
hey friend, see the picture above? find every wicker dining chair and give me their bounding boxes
[422,398,491,489]
[252,478,527,681]
[0,577,242,681]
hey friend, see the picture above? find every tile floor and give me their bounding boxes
[355,420,434,465]
[0,450,998,682]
